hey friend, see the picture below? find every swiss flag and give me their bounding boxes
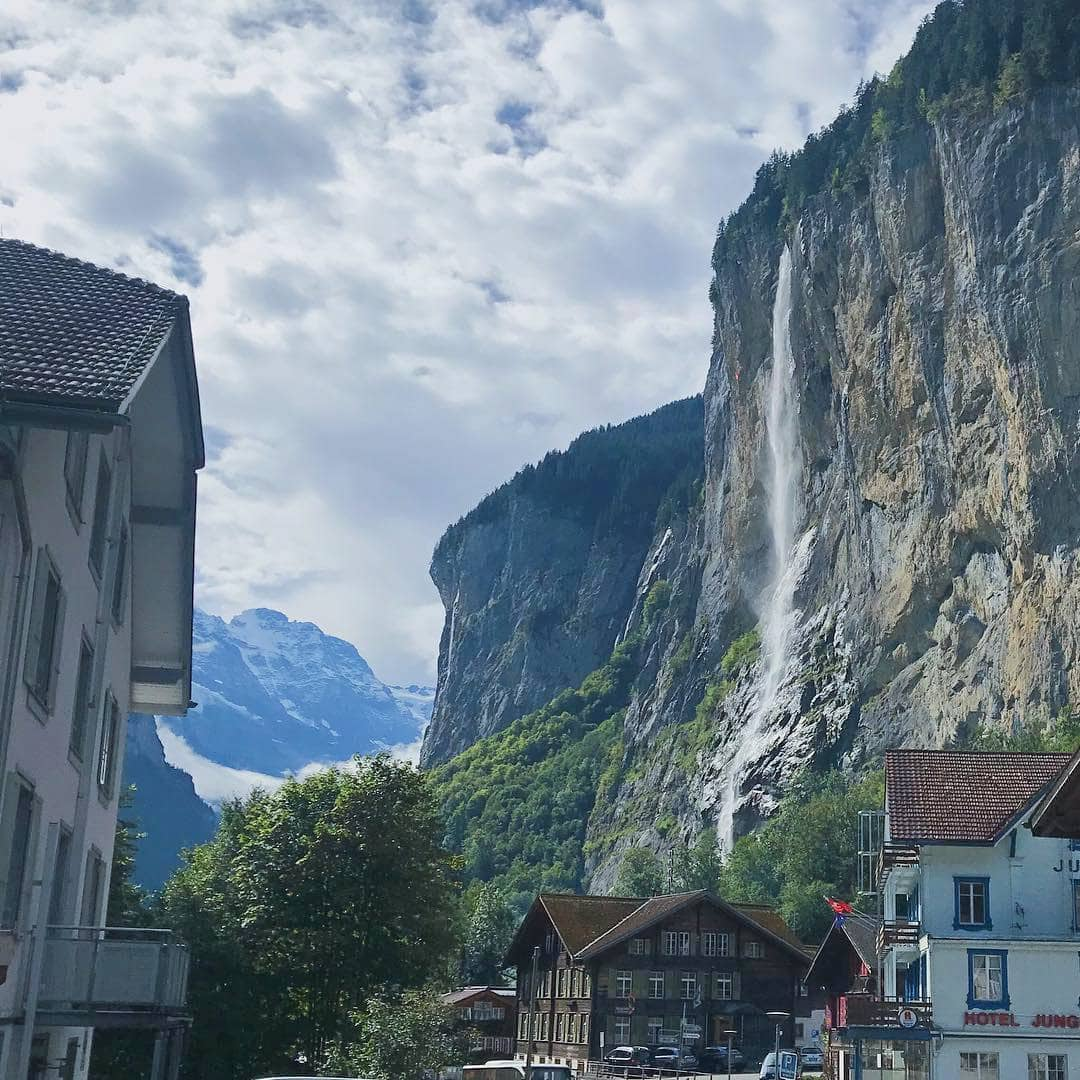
[826,898,855,915]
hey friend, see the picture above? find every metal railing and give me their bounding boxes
[877,920,921,951]
[839,994,931,1029]
[38,926,189,1013]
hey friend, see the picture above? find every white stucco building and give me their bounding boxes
[813,749,1080,1080]
[0,239,203,1080]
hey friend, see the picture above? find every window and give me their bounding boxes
[629,937,650,955]
[97,695,120,796]
[715,972,733,1000]
[955,877,991,929]
[968,950,1009,1009]
[48,828,72,926]
[555,1013,565,1043]
[570,968,580,998]
[663,930,691,956]
[743,940,764,959]
[1029,1055,1068,1080]
[580,1014,588,1044]
[647,1017,663,1043]
[81,851,105,926]
[542,969,552,997]
[69,639,94,760]
[111,522,128,622]
[545,932,555,954]
[616,970,632,997]
[703,931,729,957]
[88,454,112,578]
[583,971,591,997]
[519,1012,529,1039]
[2,784,35,926]
[540,1013,549,1040]
[680,971,697,1000]
[64,432,89,517]
[960,1052,999,1078]
[649,971,665,999]
[1074,882,1080,933]
[614,1017,630,1042]
[557,968,568,998]
[24,552,65,711]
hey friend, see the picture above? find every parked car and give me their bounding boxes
[604,1046,653,1067]
[651,1047,697,1069]
[798,1046,824,1072]
[698,1045,746,1071]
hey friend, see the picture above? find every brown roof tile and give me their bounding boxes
[886,749,1072,844]
[539,893,643,955]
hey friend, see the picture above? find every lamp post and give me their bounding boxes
[722,1028,738,1080]
[526,945,540,1074]
[765,1011,790,1080]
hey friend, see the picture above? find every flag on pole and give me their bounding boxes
[826,898,854,915]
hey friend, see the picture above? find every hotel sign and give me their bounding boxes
[964,1012,1080,1029]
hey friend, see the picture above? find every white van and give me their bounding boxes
[463,1063,573,1080]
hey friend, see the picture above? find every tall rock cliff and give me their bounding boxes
[427,0,1080,895]
[420,397,703,766]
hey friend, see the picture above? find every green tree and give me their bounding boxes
[326,988,471,1080]
[675,828,724,893]
[461,882,517,985]
[161,756,460,1079]
[719,770,884,942]
[613,847,665,897]
[965,708,1080,752]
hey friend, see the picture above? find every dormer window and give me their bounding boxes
[955,878,991,930]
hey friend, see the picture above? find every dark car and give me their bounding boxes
[651,1047,697,1070]
[698,1045,746,1071]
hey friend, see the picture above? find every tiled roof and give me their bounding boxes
[730,902,814,954]
[0,238,186,409]
[1031,747,1080,839]
[538,894,642,955]
[442,986,516,1006]
[886,749,1072,844]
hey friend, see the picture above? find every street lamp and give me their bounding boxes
[722,1028,738,1080]
[765,1012,790,1080]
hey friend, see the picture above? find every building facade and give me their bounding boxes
[0,239,203,1080]
[811,749,1080,1080]
[506,891,814,1068]
[443,986,518,1060]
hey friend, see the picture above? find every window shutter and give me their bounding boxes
[22,553,47,693]
[732,971,741,1000]
[46,584,67,713]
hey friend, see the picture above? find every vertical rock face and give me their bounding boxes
[426,86,1080,893]
[420,397,704,766]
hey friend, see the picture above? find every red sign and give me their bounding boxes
[964,1012,1080,1029]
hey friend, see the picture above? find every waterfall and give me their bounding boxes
[717,244,807,849]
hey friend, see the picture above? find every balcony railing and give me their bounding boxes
[37,927,189,1023]
[878,920,921,951]
[877,843,919,887]
[839,994,932,1029]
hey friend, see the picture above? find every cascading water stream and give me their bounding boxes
[717,244,806,850]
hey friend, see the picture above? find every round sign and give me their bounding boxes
[897,1007,919,1029]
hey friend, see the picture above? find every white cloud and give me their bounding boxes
[0,0,934,683]
[157,720,426,805]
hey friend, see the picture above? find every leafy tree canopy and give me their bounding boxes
[160,756,459,1080]
[613,848,666,897]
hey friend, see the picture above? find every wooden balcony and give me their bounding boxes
[839,994,931,1030]
[877,842,919,887]
[878,920,921,951]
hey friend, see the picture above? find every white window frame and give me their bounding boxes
[1028,1054,1068,1080]
[703,931,730,957]
[629,937,650,955]
[744,939,764,959]
[680,971,697,1000]
[647,1016,663,1043]
[715,972,733,1001]
[614,1016,630,1042]
[24,549,65,713]
[648,971,665,999]
[616,970,633,997]
[960,1051,999,1079]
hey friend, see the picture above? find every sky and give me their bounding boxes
[1,0,935,686]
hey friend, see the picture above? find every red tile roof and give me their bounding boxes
[886,749,1072,844]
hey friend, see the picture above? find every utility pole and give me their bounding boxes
[667,848,674,893]
[525,945,540,1074]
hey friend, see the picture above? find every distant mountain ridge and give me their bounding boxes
[170,608,427,774]
[124,607,434,889]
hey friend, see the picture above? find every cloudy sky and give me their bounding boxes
[2,0,933,685]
